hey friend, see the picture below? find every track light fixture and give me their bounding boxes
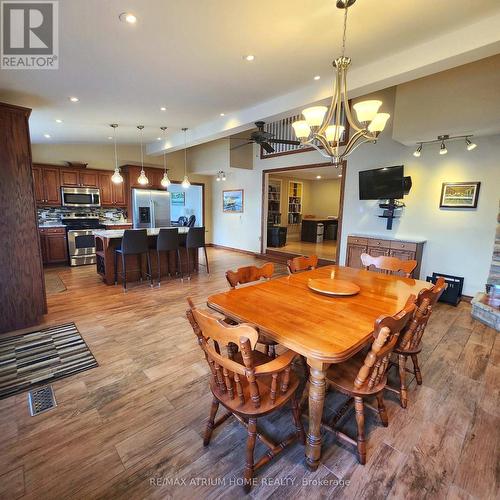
[412,134,477,158]
[216,170,226,182]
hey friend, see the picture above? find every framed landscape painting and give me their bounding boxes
[171,192,185,206]
[440,182,480,208]
[223,189,244,213]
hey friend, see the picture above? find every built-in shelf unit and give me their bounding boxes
[288,181,302,225]
[267,179,282,225]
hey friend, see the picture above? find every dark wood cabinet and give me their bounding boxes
[346,235,425,278]
[126,165,164,189]
[0,102,46,333]
[32,165,61,205]
[98,171,127,206]
[61,169,98,187]
[39,228,68,264]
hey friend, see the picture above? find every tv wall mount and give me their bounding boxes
[378,199,405,230]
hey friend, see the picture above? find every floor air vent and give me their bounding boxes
[28,386,57,416]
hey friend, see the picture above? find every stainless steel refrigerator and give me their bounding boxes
[132,189,171,228]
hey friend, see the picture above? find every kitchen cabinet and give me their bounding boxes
[126,165,165,189]
[98,171,127,206]
[346,235,425,278]
[39,228,68,264]
[61,169,98,187]
[32,165,61,205]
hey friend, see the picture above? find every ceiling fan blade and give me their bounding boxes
[230,141,254,151]
[261,142,275,154]
[268,139,301,145]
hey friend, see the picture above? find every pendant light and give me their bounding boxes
[159,126,171,191]
[136,125,149,185]
[181,127,190,189]
[110,124,123,183]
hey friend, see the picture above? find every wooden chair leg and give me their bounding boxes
[376,392,389,427]
[244,418,257,493]
[203,398,219,446]
[299,379,310,410]
[354,396,366,465]
[291,397,305,444]
[411,353,422,385]
[398,354,408,408]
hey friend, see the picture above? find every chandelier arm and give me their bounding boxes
[318,68,340,135]
[307,140,336,160]
[340,129,367,157]
[342,137,375,158]
[341,69,363,134]
[313,134,336,156]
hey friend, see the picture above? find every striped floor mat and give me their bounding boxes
[0,323,98,400]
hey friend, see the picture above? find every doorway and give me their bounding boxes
[262,162,346,263]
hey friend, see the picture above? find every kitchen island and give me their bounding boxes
[94,227,197,285]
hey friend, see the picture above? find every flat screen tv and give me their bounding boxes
[359,165,408,200]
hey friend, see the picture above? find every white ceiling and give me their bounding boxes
[1,0,499,146]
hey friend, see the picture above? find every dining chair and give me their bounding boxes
[322,296,416,464]
[360,253,417,278]
[185,298,305,493]
[287,254,318,274]
[225,262,278,358]
[386,277,446,407]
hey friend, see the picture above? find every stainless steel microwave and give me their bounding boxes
[61,187,101,207]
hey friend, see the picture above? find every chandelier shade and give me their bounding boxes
[291,0,389,165]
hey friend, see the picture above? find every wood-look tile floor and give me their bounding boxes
[0,248,498,499]
[269,240,338,261]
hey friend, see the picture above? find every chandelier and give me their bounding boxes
[292,0,390,165]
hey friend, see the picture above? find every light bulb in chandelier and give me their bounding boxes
[465,137,477,151]
[367,113,390,133]
[181,176,191,189]
[325,124,345,143]
[413,144,422,158]
[291,120,311,139]
[161,172,171,187]
[302,106,328,128]
[111,168,123,183]
[353,100,382,123]
[439,141,448,155]
[138,169,149,185]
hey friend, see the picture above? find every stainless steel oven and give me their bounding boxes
[61,187,101,208]
[62,215,104,266]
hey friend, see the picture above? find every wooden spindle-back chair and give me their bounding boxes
[287,254,318,274]
[323,296,416,464]
[186,298,305,492]
[224,262,278,358]
[387,277,446,407]
[225,262,274,288]
[360,253,417,278]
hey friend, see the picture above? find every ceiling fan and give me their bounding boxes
[230,121,300,154]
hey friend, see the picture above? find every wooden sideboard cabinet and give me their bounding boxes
[346,235,425,278]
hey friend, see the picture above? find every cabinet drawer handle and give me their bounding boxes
[376,242,380,245]
[401,244,405,248]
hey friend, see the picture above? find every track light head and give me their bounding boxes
[439,141,448,155]
[413,144,422,158]
[466,137,477,151]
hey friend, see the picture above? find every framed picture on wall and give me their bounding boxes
[439,182,481,208]
[223,189,244,213]
[171,192,185,206]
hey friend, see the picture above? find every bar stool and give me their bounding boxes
[156,228,182,285]
[185,226,209,279]
[114,229,153,290]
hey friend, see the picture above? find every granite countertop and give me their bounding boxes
[100,221,133,226]
[94,227,189,238]
[349,233,427,244]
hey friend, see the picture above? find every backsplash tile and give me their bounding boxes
[38,206,126,225]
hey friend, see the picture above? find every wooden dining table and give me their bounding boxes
[207,265,431,470]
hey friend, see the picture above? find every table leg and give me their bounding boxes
[305,359,329,471]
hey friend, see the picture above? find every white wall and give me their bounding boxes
[210,86,499,295]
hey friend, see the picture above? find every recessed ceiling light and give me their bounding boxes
[55,119,62,123]
[44,134,51,138]
[119,12,137,24]
[338,173,342,177]
[107,136,113,140]
[156,137,161,141]
[220,113,225,117]
[244,54,255,61]
[160,106,166,111]
[69,96,79,102]
[314,75,321,80]
[316,175,322,179]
